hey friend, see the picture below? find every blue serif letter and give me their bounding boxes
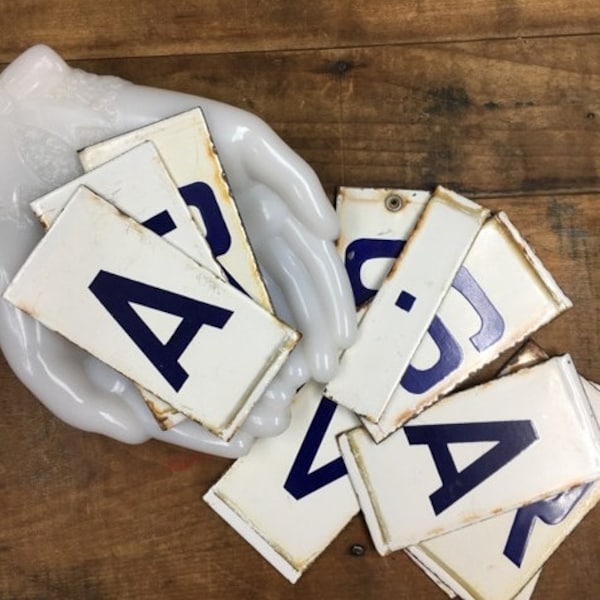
[404,420,538,515]
[284,397,348,500]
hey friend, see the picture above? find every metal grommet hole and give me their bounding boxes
[385,193,403,212]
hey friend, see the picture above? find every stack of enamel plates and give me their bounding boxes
[204,186,600,600]
[4,103,599,600]
[3,108,300,442]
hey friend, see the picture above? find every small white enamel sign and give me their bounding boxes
[338,355,600,554]
[204,382,360,582]
[30,141,226,428]
[406,376,600,600]
[5,188,298,440]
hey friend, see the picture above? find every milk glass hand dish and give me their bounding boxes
[0,45,356,458]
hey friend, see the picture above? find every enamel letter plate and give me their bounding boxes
[79,107,273,313]
[363,211,572,441]
[325,187,489,423]
[204,381,360,583]
[405,348,600,600]
[404,342,541,599]
[4,188,298,440]
[337,355,600,554]
[30,141,224,430]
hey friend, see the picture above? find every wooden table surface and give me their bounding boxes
[1,2,599,599]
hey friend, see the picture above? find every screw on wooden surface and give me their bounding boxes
[385,193,403,212]
[350,544,365,557]
[333,59,353,75]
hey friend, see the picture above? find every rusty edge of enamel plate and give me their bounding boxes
[205,488,303,583]
[495,211,572,311]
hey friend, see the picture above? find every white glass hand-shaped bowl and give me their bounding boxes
[0,45,356,458]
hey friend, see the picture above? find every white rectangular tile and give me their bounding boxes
[410,457,598,600]
[204,381,360,582]
[30,141,225,429]
[404,345,600,600]
[5,187,298,440]
[79,107,272,312]
[403,342,540,599]
[325,187,489,423]
[364,212,572,441]
[338,355,600,554]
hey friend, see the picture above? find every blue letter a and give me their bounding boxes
[284,398,348,500]
[404,421,538,515]
[89,270,233,392]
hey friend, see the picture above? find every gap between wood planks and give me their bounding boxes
[2,0,600,64]
[2,31,600,69]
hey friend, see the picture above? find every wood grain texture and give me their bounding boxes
[69,34,600,199]
[1,0,600,62]
[1,5,599,599]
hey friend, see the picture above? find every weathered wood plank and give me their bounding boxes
[0,192,597,600]
[2,0,600,63]
[69,35,600,198]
